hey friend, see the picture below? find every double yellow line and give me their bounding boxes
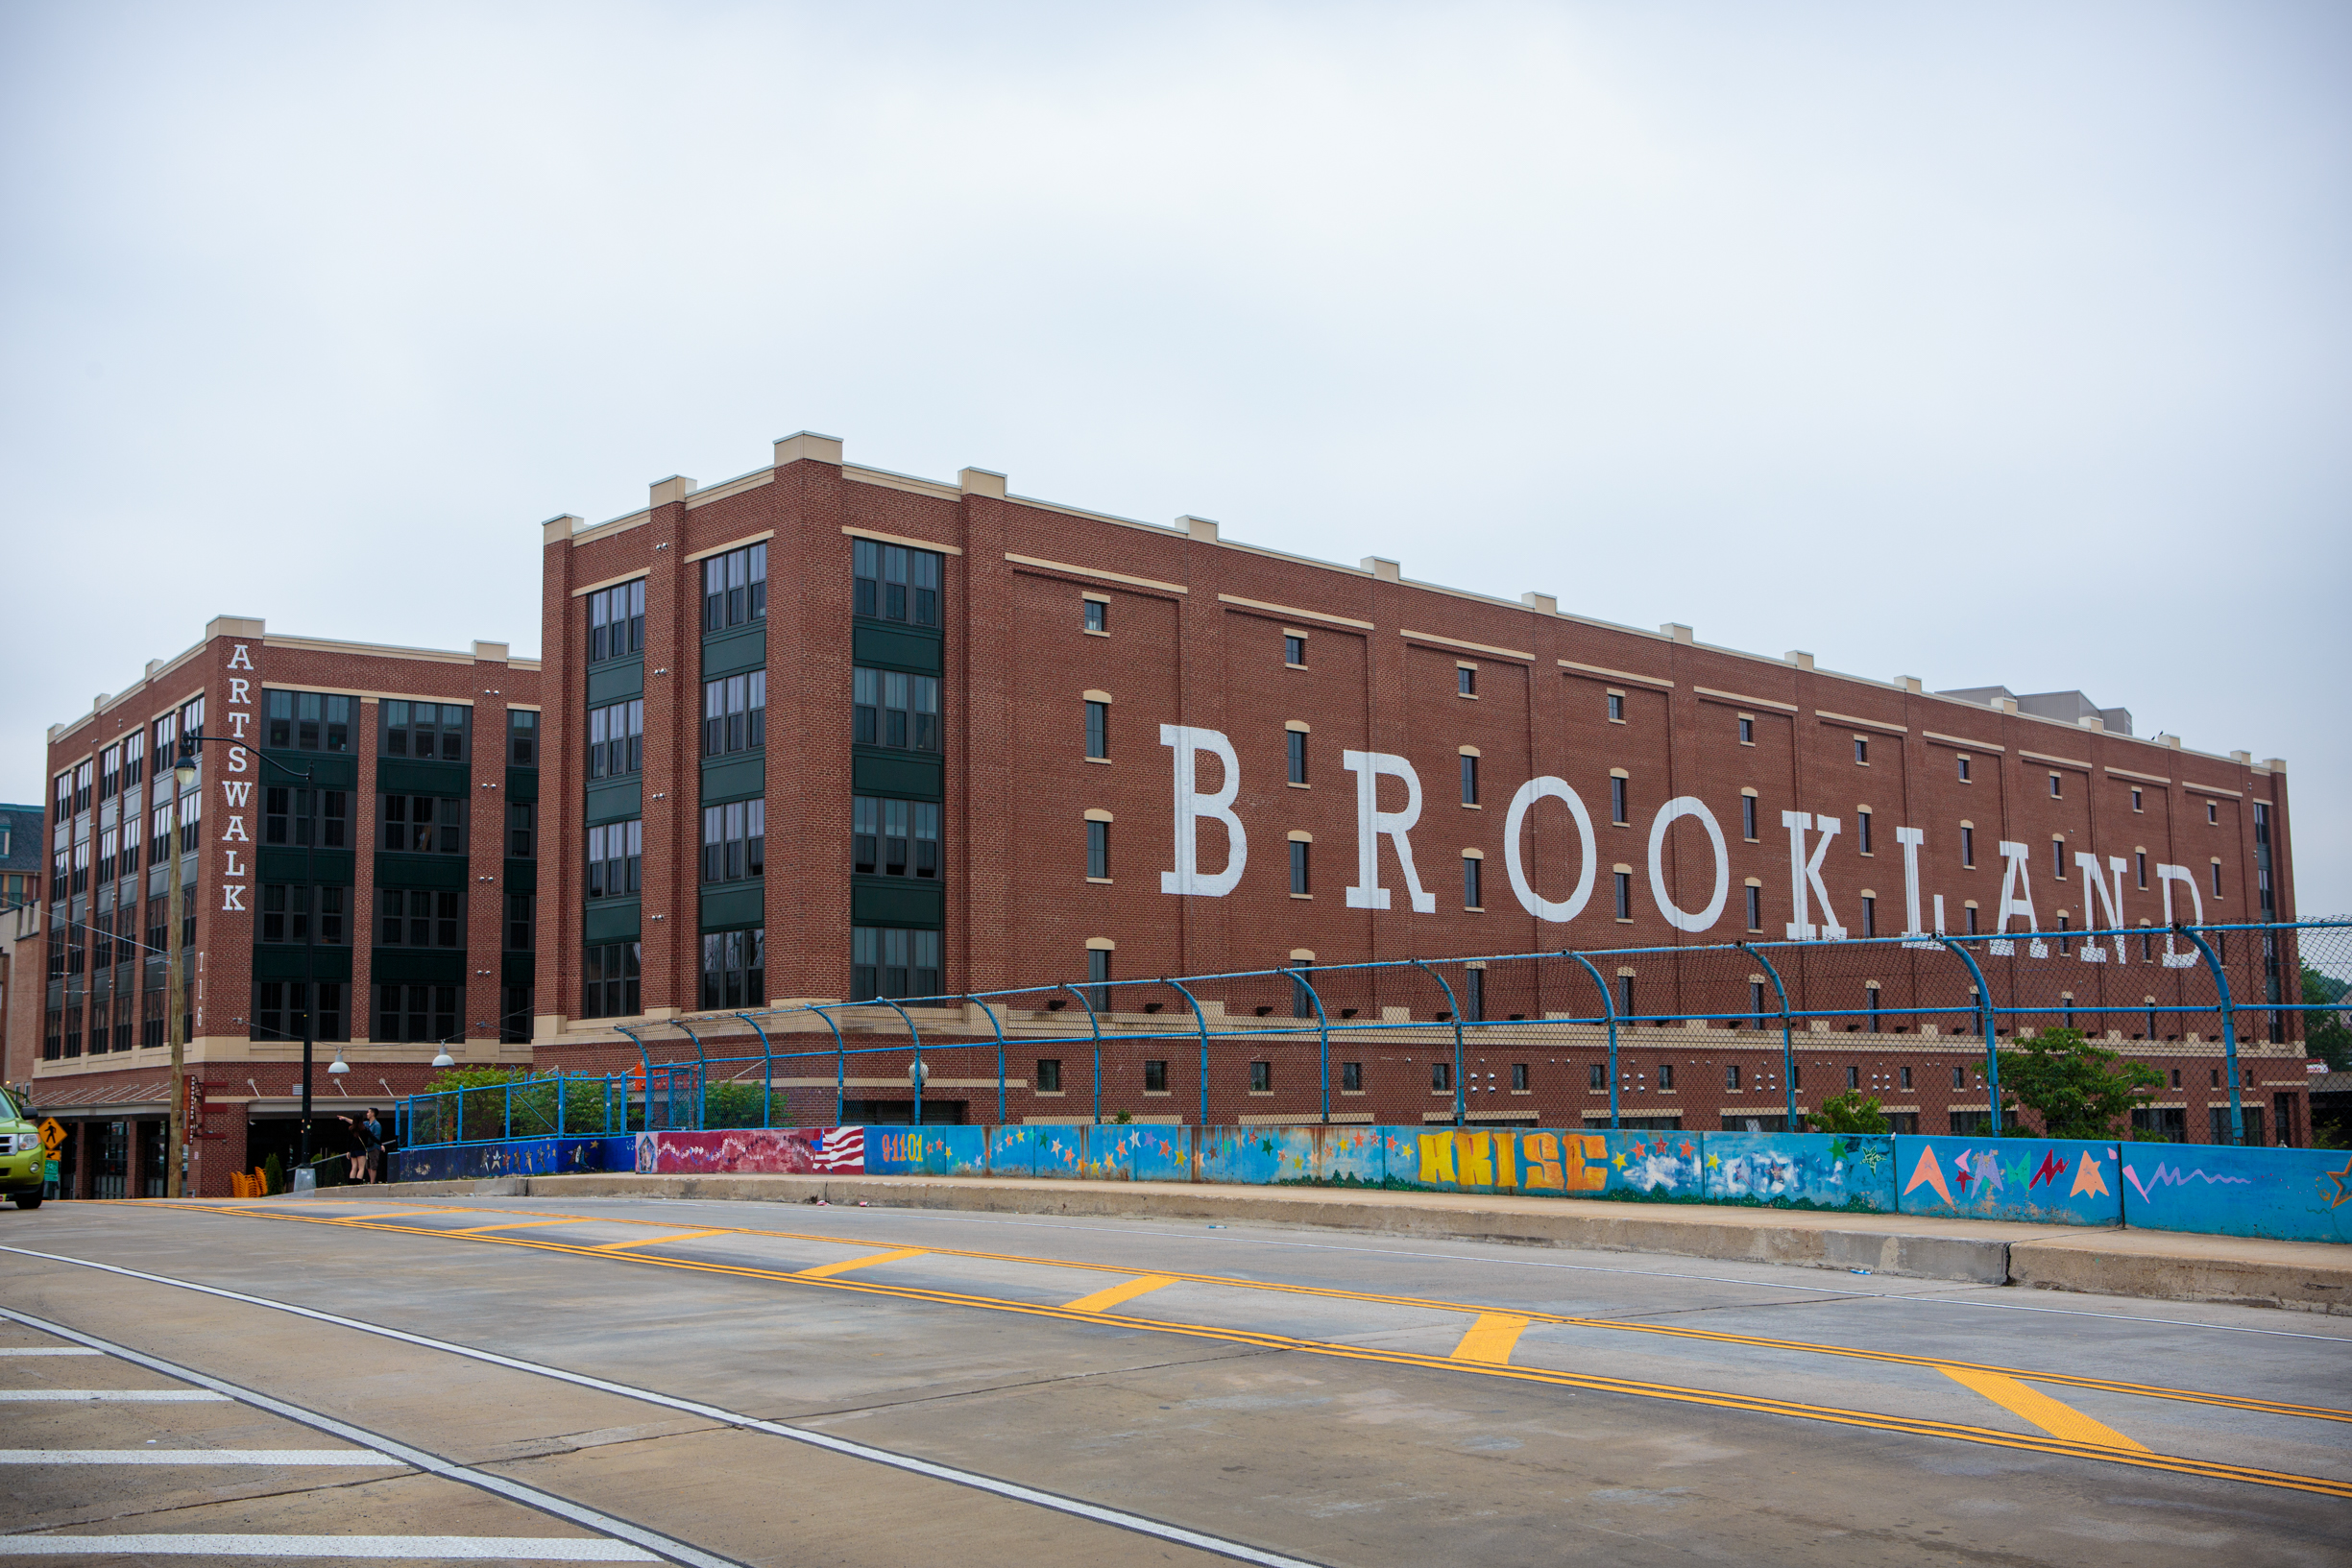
[158,1200,2352,1499]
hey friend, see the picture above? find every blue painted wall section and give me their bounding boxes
[1895,1135,2123,1225]
[2119,1144,2352,1243]
[394,1123,2346,1243]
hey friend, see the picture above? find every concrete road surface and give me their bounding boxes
[0,1192,2345,1566]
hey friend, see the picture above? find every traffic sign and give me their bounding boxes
[37,1120,65,1155]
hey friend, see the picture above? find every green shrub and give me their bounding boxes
[1811,1091,1888,1134]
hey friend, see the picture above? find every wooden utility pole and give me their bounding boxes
[165,784,184,1199]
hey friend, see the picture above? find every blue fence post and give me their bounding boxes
[1407,960,1465,1127]
[1935,934,2000,1134]
[1737,942,1797,1127]
[866,999,924,1124]
[671,1020,708,1130]
[1562,952,1618,1129]
[734,1012,774,1127]
[1053,982,1104,1123]
[1164,978,1213,1128]
[969,996,1009,1125]
[2176,925,2244,1145]
[1290,967,1333,1123]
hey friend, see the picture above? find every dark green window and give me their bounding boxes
[589,581,645,662]
[381,701,467,760]
[265,689,352,752]
[854,539,941,625]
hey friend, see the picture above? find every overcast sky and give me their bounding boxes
[4,1,2345,912]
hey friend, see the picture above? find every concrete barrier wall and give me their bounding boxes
[394,1123,2351,1242]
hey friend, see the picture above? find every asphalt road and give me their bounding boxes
[0,1192,2346,1566]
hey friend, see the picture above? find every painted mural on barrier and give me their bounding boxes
[2119,1144,2352,1244]
[865,1126,985,1176]
[988,1124,1036,1177]
[635,1125,866,1176]
[1894,1135,2122,1225]
[1703,1132,1896,1213]
[1392,1127,1686,1198]
[1032,1125,1083,1179]
[394,1135,612,1184]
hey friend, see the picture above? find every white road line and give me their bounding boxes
[0,1303,742,1568]
[0,1535,658,1559]
[0,1389,229,1402]
[0,1450,406,1465]
[0,1246,1328,1568]
[0,1348,102,1357]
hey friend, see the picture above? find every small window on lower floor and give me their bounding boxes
[1588,1062,1605,1090]
[1036,1058,1063,1093]
[1250,1060,1273,1093]
[1725,1064,1742,1091]
[1144,1059,1167,1093]
[1433,1061,1454,1091]
[1658,1062,1674,1091]
[1511,1063,1528,1091]
[1342,1061,1362,1091]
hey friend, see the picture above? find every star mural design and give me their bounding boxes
[2323,1157,2352,1210]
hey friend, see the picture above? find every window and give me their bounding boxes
[1457,666,1475,696]
[1284,635,1306,665]
[259,884,347,946]
[1512,1062,1528,1091]
[1952,1066,1966,1089]
[502,985,534,1046]
[583,943,642,1019]
[2051,838,2066,879]
[2206,800,2218,825]
[702,801,767,883]
[700,928,766,1009]
[1085,948,1110,1013]
[1867,986,1882,1031]
[1616,974,1635,1018]
[852,667,940,751]
[1957,755,1971,783]
[253,981,348,1044]
[265,788,350,849]
[1738,716,1754,745]
[1966,904,1979,934]
[1900,1066,1911,1090]
[1289,965,1316,1018]
[853,797,938,879]
[381,701,468,761]
[1464,969,1485,1023]
[1611,776,1628,825]
[2130,786,2143,812]
[588,580,646,662]
[508,802,536,858]
[381,795,464,854]
[1745,885,1762,931]
[1036,1058,1063,1093]
[1860,895,1876,937]
[96,829,116,884]
[590,699,645,776]
[1855,737,1868,764]
[1287,729,1307,784]
[1846,1065,1860,1089]
[99,745,120,800]
[1607,692,1624,722]
[1341,1061,1362,1092]
[1658,1063,1674,1091]
[378,888,463,948]
[852,926,941,1000]
[853,539,942,626]
[1085,700,1108,760]
[1082,597,1106,633]
[508,710,537,766]
[1588,1063,1605,1090]
[2211,860,2223,897]
[1857,811,1873,855]
[1146,1059,1169,1092]
[1251,1061,1273,1093]
[587,820,643,898]
[2049,773,2063,797]
[702,675,765,757]
[1613,870,1632,919]
[1459,754,1478,805]
[123,731,144,787]
[1087,819,1109,880]
[1726,1064,1742,1090]
[1290,839,1311,895]
[2135,851,2147,889]
[702,543,768,632]
[1742,795,1758,840]
[506,892,534,952]
[1463,855,1481,909]
[263,690,353,753]
[1751,981,1769,1024]
[1961,826,1976,867]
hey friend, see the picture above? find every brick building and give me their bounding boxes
[1,799,44,1093]
[526,431,2309,1143]
[34,619,538,1195]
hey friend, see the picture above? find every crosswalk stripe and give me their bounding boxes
[0,1535,659,1559]
[1450,1314,1532,1365]
[795,1246,927,1278]
[585,1229,732,1252]
[0,1348,101,1357]
[0,1450,406,1465]
[0,1389,229,1402]
[1062,1275,1177,1314]
[1939,1365,2148,1451]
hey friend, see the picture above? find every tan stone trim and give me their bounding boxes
[847,524,965,557]
[844,464,963,502]
[260,682,473,707]
[569,568,651,599]
[2104,765,2171,784]
[1693,686,1797,712]
[1816,710,1907,735]
[683,529,775,564]
[2183,781,2243,798]
[682,470,774,508]
[261,636,485,666]
[2019,748,2092,771]
[570,510,650,546]
[1402,628,1532,662]
[1216,592,1366,628]
[1564,660,1673,689]
[1010,553,1183,594]
[1923,730,2003,752]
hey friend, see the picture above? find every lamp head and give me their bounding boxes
[173,758,198,791]
[327,1049,350,1076]
[430,1041,456,1068]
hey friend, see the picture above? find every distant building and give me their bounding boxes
[0,801,44,1091]
[1935,686,2133,737]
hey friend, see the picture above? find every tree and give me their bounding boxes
[1996,1027,2162,1140]
[1810,1090,1888,1134]
[2303,963,2351,1073]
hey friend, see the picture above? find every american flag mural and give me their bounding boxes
[812,1125,866,1172]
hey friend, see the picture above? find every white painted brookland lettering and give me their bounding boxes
[1156,726,2210,953]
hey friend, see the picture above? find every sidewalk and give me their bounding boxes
[342,1170,2352,1314]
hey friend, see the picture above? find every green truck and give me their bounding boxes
[0,1087,43,1208]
